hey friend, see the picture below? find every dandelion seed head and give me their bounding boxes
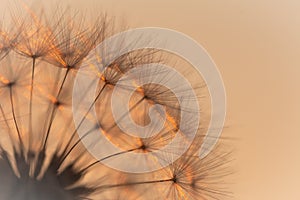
[0,4,230,200]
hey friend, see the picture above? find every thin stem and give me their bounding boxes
[43,68,70,149]
[0,104,14,147]
[98,178,174,190]
[59,127,95,166]
[60,93,144,166]
[9,86,24,149]
[80,148,138,173]
[28,57,36,150]
[59,83,108,160]
[57,67,70,98]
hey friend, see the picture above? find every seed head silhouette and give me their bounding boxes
[0,5,231,200]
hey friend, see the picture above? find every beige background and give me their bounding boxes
[1,0,300,199]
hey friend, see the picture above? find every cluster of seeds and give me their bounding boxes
[0,6,231,200]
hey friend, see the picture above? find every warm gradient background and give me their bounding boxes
[1,0,300,199]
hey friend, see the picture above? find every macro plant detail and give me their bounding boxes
[0,5,231,200]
